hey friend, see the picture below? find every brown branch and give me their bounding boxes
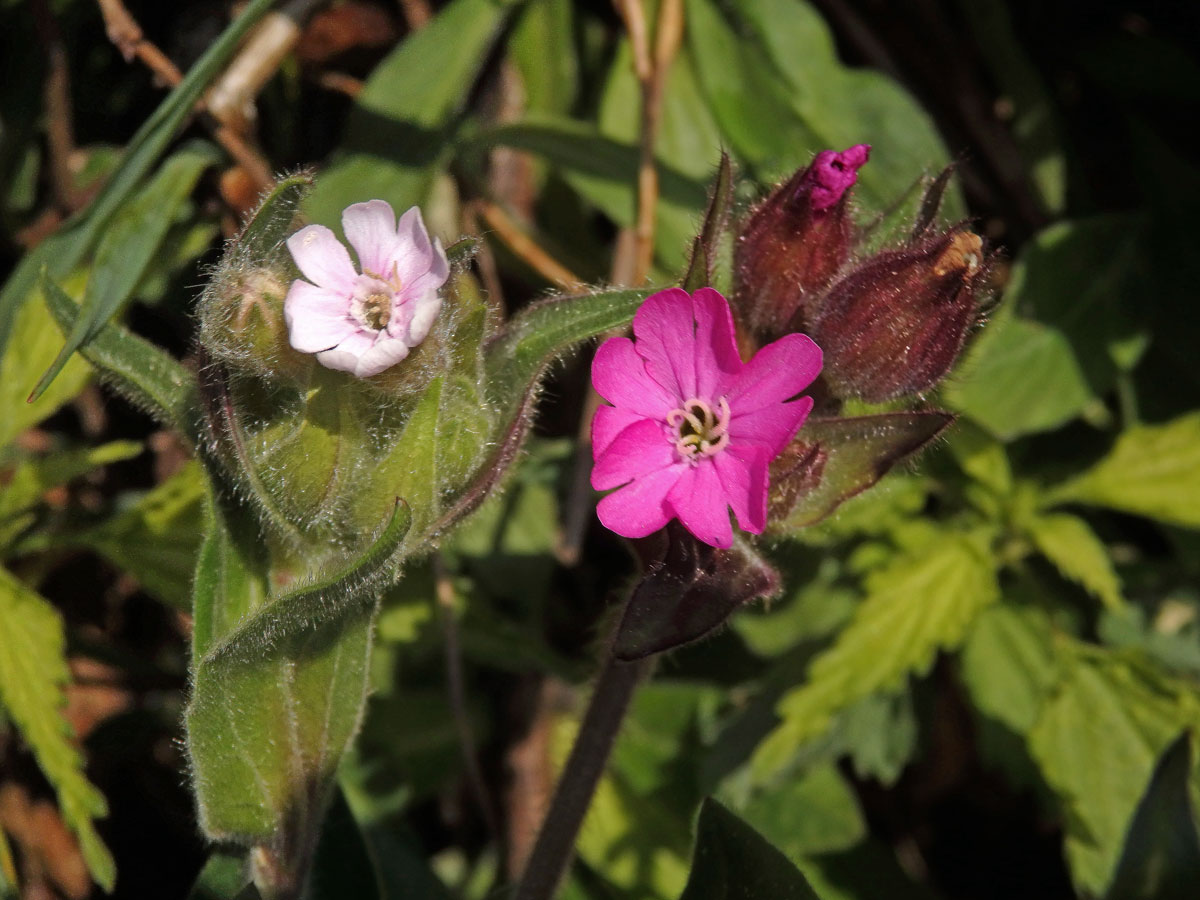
[32,0,80,212]
[398,0,434,31]
[478,202,585,292]
[314,70,364,99]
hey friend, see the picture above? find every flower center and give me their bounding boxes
[666,396,731,462]
[359,291,392,330]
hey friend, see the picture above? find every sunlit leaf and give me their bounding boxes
[1027,512,1125,610]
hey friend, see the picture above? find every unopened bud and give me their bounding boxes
[733,144,870,340]
[809,227,988,403]
[198,266,312,380]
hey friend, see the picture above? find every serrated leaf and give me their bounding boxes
[1028,645,1200,894]
[771,413,953,532]
[753,531,998,781]
[42,274,201,444]
[1048,413,1200,529]
[678,798,823,900]
[960,603,1058,736]
[304,0,516,226]
[0,0,277,358]
[726,763,865,858]
[0,566,115,890]
[80,461,207,609]
[1106,733,1200,900]
[0,440,142,548]
[0,272,91,449]
[186,502,411,843]
[945,307,1097,439]
[32,144,218,399]
[1027,512,1124,610]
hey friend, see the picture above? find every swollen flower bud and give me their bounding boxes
[808,227,987,403]
[734,144,870,340]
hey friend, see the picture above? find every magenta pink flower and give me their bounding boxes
[591,288,822,549]
[284,200,449,378]
[805,144,871,211]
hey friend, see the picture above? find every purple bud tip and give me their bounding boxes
[805,144,872,212]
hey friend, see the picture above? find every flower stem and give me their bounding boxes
[513,653,652,900]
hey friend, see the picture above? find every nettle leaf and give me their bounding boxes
[32,144,218,399]
[944,305,1097,440]
[79,461,207,610]
[0,440,142,549]
[42,274,202,445]
[960,602,1058,736]
[753,530,999,781]
[304,0,517,226]
[614,524,780,661]
[1027,512,1125,610]
[187,502,411,844]
[0,566,115,891]
[770,412,953,532]
[0,271,91,449]
[679,798,823,900]
[1106,734,1200,900]
[1047,412,1200,529]
[1028,645,1200,895]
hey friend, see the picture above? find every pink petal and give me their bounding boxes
[592,405,645,457]
[714,444,771,534]
[592,336,677,418]
[691,287,743,399]
[315,330,375,374]
[596,465,681,539]
[342,200,397,277]
[591,418,676,491]
[730,395,814,456]
[667,461,733,548]
[632,288,698,400]
[388,288,443,346]
[390,206,437,285]
[352,336,412,377]
[286,225,357,293]
[727,333,822,413]
[284,280,357,353]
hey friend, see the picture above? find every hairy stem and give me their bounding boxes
[512,653,652,900]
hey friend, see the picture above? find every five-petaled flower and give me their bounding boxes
[591,288,822,548]
[284,200,449,378]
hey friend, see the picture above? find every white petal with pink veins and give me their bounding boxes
[342,199,398,277]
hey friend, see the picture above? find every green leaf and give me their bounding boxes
[726,763,865,858]
[687,0,961,218]
[0,271,91,449]
[0,0,277,358]
[678,798,823,900]
[1028,645,1200,894]
[31,144,218,399]
[304,0,518,226]
[41,273,202,444]
[484,286,651,415]
[753,531,999,781]
[1027,512,1125,610]
[683,152,734,292]
[0,566,114,890]
[509,0,577,117]
[0,440,142,548]
[79,462,207,609]
[772,413,953,532]
[1106,733,1200,900]
[944,307,1098,440]
[186,502,411,842]
[234,172,315,260]
[960,603,1058,736]
[1048,413,1200,528]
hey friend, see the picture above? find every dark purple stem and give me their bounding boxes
[512,653,653,900]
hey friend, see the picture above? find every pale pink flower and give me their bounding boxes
[591,288,822,549]
[284,200,449,378]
